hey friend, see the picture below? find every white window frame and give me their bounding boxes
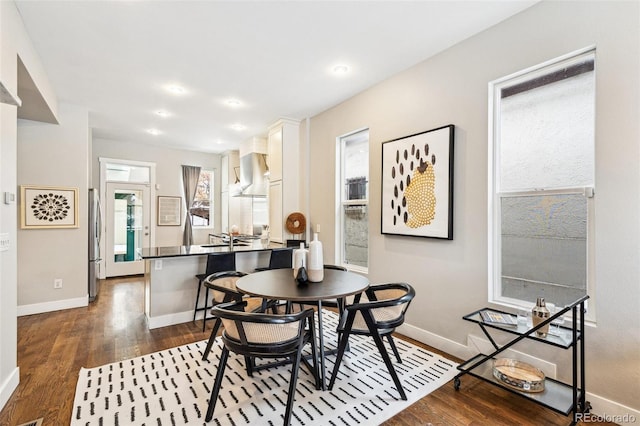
[488,47,596,318]
[190,168,214,229]
[335,128,369,273]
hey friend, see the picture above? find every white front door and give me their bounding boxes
[105,182,151,277]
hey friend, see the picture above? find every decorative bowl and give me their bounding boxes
[492,358,545,393]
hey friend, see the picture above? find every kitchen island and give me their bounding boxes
[140,241,289,329]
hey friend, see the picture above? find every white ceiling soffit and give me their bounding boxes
[15,1,538,153]
[17,56,58,124]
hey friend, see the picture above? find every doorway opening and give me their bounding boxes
[99,158,156,278]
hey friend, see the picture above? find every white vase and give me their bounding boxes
[292,243,308,278]
[307,233,324,282]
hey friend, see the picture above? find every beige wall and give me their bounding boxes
[17,104,89,310]
[0,0,59,410]
[92,138,222,247]
[309,0,639,414]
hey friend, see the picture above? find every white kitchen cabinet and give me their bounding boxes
[220,151,241,233]
[267,126,283,182]
[221,155,229,189]
[269,181,283,243]
[220,191,228,234]
[267,118,301,243]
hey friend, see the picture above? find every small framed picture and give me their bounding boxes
[20,185,79,229]
[157,196,182,226]
[381,125,455,239]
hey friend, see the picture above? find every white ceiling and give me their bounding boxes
[15,0,536,154]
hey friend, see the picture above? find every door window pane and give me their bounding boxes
[339,129,369,269]
[105,163,150,183]
[113,190,143,263]
[501,193,587,306]
[499,69,595,191]
[343,204,368,268]
[490,49,594,307]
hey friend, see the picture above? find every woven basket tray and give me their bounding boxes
[492,358,545,393]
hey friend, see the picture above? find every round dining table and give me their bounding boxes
[236,268,369,389]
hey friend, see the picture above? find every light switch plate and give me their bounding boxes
[0,233,9,252]
[4,192,15,204]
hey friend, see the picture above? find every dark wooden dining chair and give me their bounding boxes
[205,299,320,425]
[327,282,415,400]
[201,270,249,361]
[295,264,348,315]
[255,247,293,271]
[193,252,236,331]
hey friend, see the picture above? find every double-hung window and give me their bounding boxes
[190,169,214,228]
[337,129,369,271]
[489,48,595,311]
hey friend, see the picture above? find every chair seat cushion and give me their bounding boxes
[350,304,406,332]
[222,319,300,344]
[211,277,240,303]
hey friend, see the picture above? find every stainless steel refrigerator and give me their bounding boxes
[88,188,102,302]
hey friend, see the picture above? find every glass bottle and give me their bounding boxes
[531,297,550,337]
[292,243,308,279]
[307,233,324,282]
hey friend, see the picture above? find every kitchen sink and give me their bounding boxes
[201,243,250,248]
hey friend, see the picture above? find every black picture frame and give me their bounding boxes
[381,124,454,239]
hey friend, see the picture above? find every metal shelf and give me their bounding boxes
[454,295,590,425]
[457,353,582,416]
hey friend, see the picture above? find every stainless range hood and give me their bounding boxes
[234,152,268,197]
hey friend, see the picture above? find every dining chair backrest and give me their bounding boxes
[324,264,347,271]
[355,282,415,330]
[205,299,319,425]
[268,248,293,269]
[214,299,313,348]
[205,252,236,275]
[194,252,238,330]
[328,282,415,400]
[205,270,247,304]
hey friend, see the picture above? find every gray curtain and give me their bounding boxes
[181,165,202,246]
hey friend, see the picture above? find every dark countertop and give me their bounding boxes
[140,241,288,259]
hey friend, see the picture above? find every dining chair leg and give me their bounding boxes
[387,334,402,363]
[335,297,350,352]
[202,286,210,332]
[361,311,407,400]
[308,316,321,390]
[283,346,304,426]
[328,312,356,391]
[244,356,255,376]
[202,318,223,361]
[205,347,229,422]
[193,279,203,322]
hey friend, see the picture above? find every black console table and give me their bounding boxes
[454,295,590,425]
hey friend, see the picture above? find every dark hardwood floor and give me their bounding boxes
[0,276,610,425]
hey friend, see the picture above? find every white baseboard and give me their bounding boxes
[397,322,639,421]
[465,334,557,378]
[17,296,88,316]
[0,367,19,412]
[584,396,640,424]
[147,310,195,330]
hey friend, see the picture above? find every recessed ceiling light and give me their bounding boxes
[230,123,246,131]
[332,65,349,75]
[166,85,185,95]
[147,128,161,136]
[225,98,242,108]
[155,110,170,118]
[216,139,225,145]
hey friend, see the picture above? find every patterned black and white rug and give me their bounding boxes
[71,310,457,425]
